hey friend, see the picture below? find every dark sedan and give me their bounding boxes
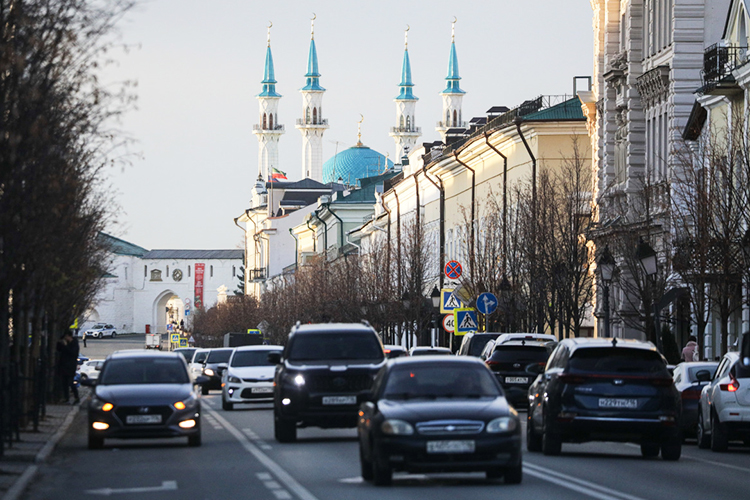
[85,350,207,449]
[358,356,522,486]
[672,361,718,437]
[201,348,234,394]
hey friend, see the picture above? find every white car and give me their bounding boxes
[188,348,210,382]
[221,345,282,411]
[78,360,104,381]
[83,323,117,339]
[697,352,750,451]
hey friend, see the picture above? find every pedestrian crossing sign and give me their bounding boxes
[440,289,464,314]
[170,333,180,344]
[453,308,478,336]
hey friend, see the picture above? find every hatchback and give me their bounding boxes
[221,345,282,410]
[671,361,718,437]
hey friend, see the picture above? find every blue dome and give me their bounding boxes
[322,145,393,185]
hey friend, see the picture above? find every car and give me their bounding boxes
[77,354,89,366]
[200,348,234,394]
[671,361,718,437]
[84,350,208,449]
[270,322,386,442]
[484,339,554,409]
[383,345,408,359]
[174,348,197,363]
[494,333,557,345]
[696,352,750,451]
[409,346,452,356]
[83,323,117,339]
[78,360,105,381]
[358,356,522,486]
[221,345,283,410]
[527,338,681,460]
[456,332,501,357]
[188,348,210,381]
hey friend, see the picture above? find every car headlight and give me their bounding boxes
[204,368,215,376]
[486,417,518,433]
[174,395,197,410]
[293,374,305,386]
[381,419,414,435]
[91,398,114,412]
[227,375,241,383]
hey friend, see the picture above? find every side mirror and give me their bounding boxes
[267,352,282,364]
[80,378,96,387]
[741,332,750,367]
[194,375,210,386]
[695,369,712,382]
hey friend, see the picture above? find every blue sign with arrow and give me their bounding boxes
[476,292,498,315]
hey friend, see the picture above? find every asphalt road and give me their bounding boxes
[24,338,750,500]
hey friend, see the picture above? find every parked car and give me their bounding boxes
[270,322,386,442]
[383,345,408,359]
[221,345,282,410]
[83,323,117,339]
[671,361,718,437]
[200,348,234,395]
[84,350,208,449]
[357,356,522,486]
[456,332,501,357]
[78,360,105,381]
[527,338,681,460]
[484,339,555,409]
[188,349,210,381]
[696,352,750,451]
[409,346,452,356]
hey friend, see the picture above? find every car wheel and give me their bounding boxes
[371,448,392,486]
[201,385,209,395]
[188,431,202,447]
[111,332,117,338]
[661,436,681,461]
[640,443,660,458]
[697,410,710,449]
[360,444,373,481]
[542,419,562,456]
[88,433,104,450]
[504,462,523,484]
[526,415,542,452]
[96,332,101,339]
[274,413,297,443]
[710,411,729,452]
[222,397,233,411]
[81,374,88,381]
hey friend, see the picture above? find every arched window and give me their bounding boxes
[313,107,317,124]
[453,110,457,127]
[446,110,450,126]
[400,116,404,129]
[262,113,267,129]
[269,113,273,129]
[406,116,411,131]
[306,107,311,123]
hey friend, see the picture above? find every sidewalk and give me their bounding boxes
[0,403,81,500]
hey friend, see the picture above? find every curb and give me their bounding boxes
[3,405,80,500]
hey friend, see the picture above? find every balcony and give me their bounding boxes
[389,126,422,135]
[252,124,285,132]
[248,268,266,282]
[295,118,329,127]
[436,120,468,129]
[699,44,748,95]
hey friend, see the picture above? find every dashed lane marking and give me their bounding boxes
[524,462,648,500]
[243,428,273,450]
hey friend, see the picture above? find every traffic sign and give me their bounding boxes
[179,338,188,347]
[442,314,455,333]
[453,308,478,335]
[170,333,180,344]
[185,309,190,316]
[247,329,261,335]
[445,260,463,280]
[476,292,499,315]
[440,289,464,313]
[167,324,173,331]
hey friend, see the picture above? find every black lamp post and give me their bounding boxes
[597,246,615,338]
[636,239,662,352]
[429,286,441,346]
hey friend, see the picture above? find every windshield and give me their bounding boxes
[470,335,500,357]
[383,364,500,399]
[568,348,668,376]
[175,349,195,362]
[489,345,550,364]
[206,349,233,363]
[289,332,384,362]
[99,358,190,385]
[192,351,209,364]
[231,350,281,367]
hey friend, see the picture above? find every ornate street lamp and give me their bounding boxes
[430,286,441,309]
[597,246,615,338]
[636,239,662,352]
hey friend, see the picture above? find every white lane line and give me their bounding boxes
[525,462,649,500]
[85,480,177,495]
[681,454,750,473]
[272,491,292,499]
[207,407,319,500]
[243,427,273,450]
[256,472,272,481]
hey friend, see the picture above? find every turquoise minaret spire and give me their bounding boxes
[396,33,417,101]
[258,26,281,98]
[442,36,465,95]
[253,22,285,182]
[301,22,325,91]
[436,18,467,142]
[390,26,421,161]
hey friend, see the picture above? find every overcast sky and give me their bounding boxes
[104,0,593,250]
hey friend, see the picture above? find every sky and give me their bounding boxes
[103,0,594,250]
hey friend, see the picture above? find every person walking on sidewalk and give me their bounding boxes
[57,331,80,404]
[682,335,699,362]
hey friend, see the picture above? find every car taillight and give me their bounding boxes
[720,374,740,392]
[486,360,499,366]
[558,374,586,384]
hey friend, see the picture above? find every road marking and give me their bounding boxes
[243,428,273,450]
[208,407,319,500]
[202,413,223,430]
[85,480,177,496]
[525,462,648,500]
[681,454,750,473]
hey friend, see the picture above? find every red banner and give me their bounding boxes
[194,263,205,309]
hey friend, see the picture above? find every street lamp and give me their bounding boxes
[429,286,441,347]
[597,246,615,338]
[636,239,662,352]
[430,286,441,309]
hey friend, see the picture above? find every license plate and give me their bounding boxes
[322,396,356,405]
[125,415,162,424]
[427,440,476,454]
[251,387,273,393]
[504,377,529,384]
[599,398,638,409]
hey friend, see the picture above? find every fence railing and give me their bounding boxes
[701,44,749,91]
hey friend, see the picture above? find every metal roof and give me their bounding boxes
[97,232,148,257]
[141,250,243,260]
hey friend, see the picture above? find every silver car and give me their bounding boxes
[83,323,117,339]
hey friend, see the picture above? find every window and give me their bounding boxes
[144,265,147,277]
[269,113,273,129]
[406,115,411,131]
[188,265,191,277]
[453,110,457,127]
[210,265,213,277]
[166,265,169,275]
[313,107,317,124]
[232,266,236,277]
[262,113,267,129]
[150,269,162,282]
[400,116,404,129]
[306,107,311,123]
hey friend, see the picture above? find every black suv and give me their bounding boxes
[527,338,681,460]
[270,322,386,442]
[485,339,555,408]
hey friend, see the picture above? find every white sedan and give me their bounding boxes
[221,345,282,411]
[78,360,104,381]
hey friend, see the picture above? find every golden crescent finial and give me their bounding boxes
[405,25,410,48]
[452,17,457,42]
[268,21,273,29]
[267,21,272,46]
[359,113,364,124]
[311,13,317,21]
[357,114,364,146]
[311,13,316,39]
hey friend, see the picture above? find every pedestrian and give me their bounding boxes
[57,330,80,404]
[81,330,87,348]
[682,335,699,362]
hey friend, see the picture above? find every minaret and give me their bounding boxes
[252,23,285,182]
[436,18,466,142]
[295,14,328,181]
[389,26,421,162]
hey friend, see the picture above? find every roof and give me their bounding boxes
[292,323,376,334]
[322,144,394,185]
[442,41,465,95]
[395,48,417,101]
[333,171,398,204]
[97,232,149,257]
[266,178,331,190]
[559,337,657,352]
[523,97,585,121]
[258,45,281,98]
[278,191,322,207]
[141,250,243,260]
[108,350,183,360]
[301,39,325,91]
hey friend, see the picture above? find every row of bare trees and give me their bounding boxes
[0,0,133,448]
